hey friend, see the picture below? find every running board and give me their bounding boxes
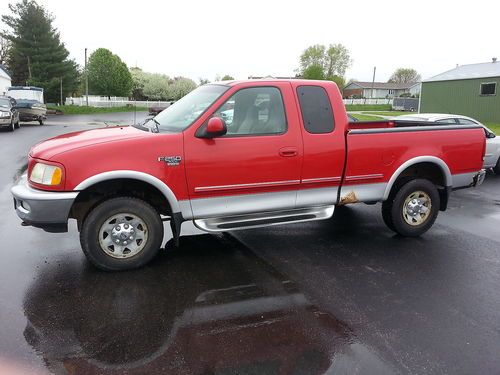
[193,205,335,232]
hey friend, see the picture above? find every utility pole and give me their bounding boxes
[60,77,63,105]
[85,48,89,106]
[27,55,32,80]
[371,66,376,99]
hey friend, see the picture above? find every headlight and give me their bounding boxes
[0,111,9,117]
[30,163,62,185]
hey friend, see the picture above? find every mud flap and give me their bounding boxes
[169,212,183,247]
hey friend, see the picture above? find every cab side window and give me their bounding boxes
[297,85,334,134]
[212,87,287,136]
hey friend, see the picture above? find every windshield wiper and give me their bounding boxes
[133,117,160,133]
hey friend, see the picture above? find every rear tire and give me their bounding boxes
[80,197,164,271]
[382,178,439,237]
[494,158,500,174]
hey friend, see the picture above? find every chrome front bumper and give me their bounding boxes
[11,175,78,232]
[472,169,486,187]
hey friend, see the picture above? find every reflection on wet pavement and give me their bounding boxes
[22,233,392,375]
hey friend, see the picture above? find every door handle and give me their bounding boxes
[279,147,298,157]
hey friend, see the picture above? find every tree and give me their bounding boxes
[299,43,351,79]
[2,0,80,102]
[87,48,132,97]
[302,64,325,80]
[221,75,234,81]
[142,73,170,100]
[388,68,421,84]
[0,35,10,66]
[198,78,210,85]
[168,77,197,100]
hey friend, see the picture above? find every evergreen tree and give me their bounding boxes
[1,0,80,103]
[87,48,132,97]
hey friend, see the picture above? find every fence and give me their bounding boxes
[342,98,393,105]
[65,96,171,108]
[65,96,394,108]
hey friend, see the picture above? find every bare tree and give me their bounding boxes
[388,68,421,84]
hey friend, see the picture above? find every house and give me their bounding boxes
[420,59,500,122]
[0,64,12,95]
[343,81,419,98]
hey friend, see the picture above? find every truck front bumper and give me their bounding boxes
[11,175,78,233]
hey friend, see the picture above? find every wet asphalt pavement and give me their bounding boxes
[0,114,499,374]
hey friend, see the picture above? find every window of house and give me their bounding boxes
[296,86,334,134]
[212,87,287,136]
[480,82,496,96]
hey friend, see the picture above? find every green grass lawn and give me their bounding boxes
[485,123,500,135]
[349,113,384,121]
[361,111,412,117]
[47,105,147,115]
[345,104,391,111]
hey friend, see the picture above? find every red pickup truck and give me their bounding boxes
[12,79,486,271]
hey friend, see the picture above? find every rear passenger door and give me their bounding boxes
[293,84,346,207]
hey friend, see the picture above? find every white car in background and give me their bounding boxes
[394,113,500,174]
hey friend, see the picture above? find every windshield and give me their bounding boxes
[0,98,10,108]
[154,85,229,133]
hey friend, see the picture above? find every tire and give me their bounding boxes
[14,119,20,129]
[80,197,164,271]
[494,158,500,175]
[38,117,44,125]
[382,178,440,237]
[8,118,15,132]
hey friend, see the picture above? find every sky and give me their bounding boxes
[1,0,498,83]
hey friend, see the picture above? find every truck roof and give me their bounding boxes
[217,79,334,87]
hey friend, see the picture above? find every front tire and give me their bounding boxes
[382,178,440,237]
[8,118,15,132]
[38,117,44,125]
[80,197,164,271]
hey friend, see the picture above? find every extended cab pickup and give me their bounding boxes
[11,80,486,271]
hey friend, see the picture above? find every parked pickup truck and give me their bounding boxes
[12,79,486,271]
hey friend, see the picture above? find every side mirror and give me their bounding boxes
[487,131,496,139]
[196,117,227,139]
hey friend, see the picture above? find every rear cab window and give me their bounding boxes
[296,86,334,134]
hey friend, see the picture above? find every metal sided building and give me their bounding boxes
[420,59,500,123]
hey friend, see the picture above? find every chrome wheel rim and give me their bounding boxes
[98,213,148,259]
[402,191,432,226]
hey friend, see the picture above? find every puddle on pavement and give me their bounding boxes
[19,233,393,374]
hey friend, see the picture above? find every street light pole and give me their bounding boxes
[85,48,89,106]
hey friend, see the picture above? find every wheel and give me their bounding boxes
[80,197,164,271]
[382,178,440,237]
[494,158,500,174]
[8,118,15,132]
[38,117,44,125]
[14,119,20,128]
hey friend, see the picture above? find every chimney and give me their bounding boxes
[493,57,498,63]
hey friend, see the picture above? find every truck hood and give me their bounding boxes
[30,126,154,160]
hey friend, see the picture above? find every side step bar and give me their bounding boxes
[193,205,335,232]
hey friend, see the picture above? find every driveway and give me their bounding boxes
[0,114,498,374]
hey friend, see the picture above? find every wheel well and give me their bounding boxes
[389,162,449,211]
[69,178,172,230]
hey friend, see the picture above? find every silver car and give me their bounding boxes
[394,113,500,173]
[0,96,20,132]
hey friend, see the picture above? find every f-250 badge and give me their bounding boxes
[158,156,182,166]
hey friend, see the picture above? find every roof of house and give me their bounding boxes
[0,64,11,79]
[424,60,500,82]
[345,81,417,90]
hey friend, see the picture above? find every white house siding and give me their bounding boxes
[0,75,11,95]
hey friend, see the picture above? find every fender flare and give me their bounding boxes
[383,156,452,200]
[74,170,181,213]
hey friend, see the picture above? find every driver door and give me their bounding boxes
[183,83,303,218]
